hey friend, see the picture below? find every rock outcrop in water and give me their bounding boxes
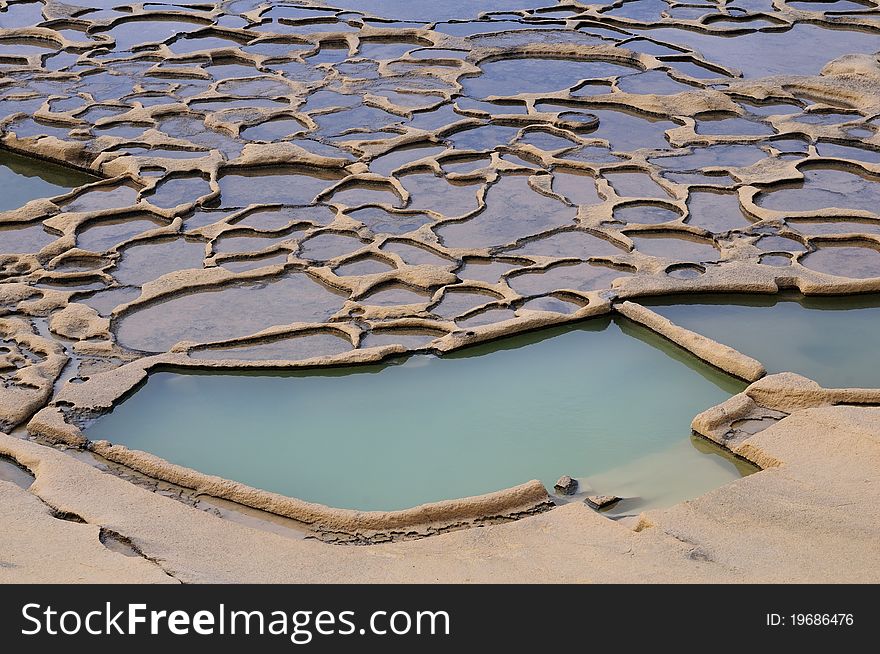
[554,475,578,495]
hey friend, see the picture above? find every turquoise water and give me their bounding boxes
[645,293,880,388]
[87,317,750,511]
[0,149,97,211]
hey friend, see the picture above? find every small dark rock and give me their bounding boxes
[554,475,578,495]
[586,494,620,509]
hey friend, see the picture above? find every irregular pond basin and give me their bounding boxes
[0,455,35,490]
[0,148,97,212]
[87,317,753,513]
[645,293,880,388]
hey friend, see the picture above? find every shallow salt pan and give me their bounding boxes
[461,57,639,98]
[1,0,880,539]
[87,317,749,511]
[0,150,97,212]
[115,273,348,352]
[646,294,880,388]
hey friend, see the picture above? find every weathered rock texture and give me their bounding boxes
[2,386,878,582]
[1,0,879,565]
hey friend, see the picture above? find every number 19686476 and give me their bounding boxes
[766,614,854,627]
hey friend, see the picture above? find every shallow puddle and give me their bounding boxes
[646,24,880,77]
[360,329,442,349]
[461,57,638,98]
[234,207,332,231]
[87,317,750,512]
[347,207,433,235]
[115,273,348,352]
[99,19,206,52]
[111,237,205,286]
[630,232,720,262]
[686,190,753,233]
[0,456,34,490]
[443,124,520,151]
[431,288,500,319]
[757,168,880,214]
[298,232,365,261]
[549,107,676,153]
[651,144,767,171]
[80,286,143,316]
[76,215,167,251]
[359,283,431,306]
[457,259,523,284]
[380,240,455,266]
[369,144,447,176]
[214,231,296,255]
[193,331,352,361]
[240,118,307,142]
[788,219,880,236]
[328,0,557,22]
[0,221,57,254]
[60,185,140,214]
[333,256,396,276]
[326,182,404,209]
[756,235,806,253]
[506,229,626,259]
[604,171,670,198]
[0,149,96,212]
[815,143,880,165]
[217,167,344,208]
[616,70,697,95]
[695,115,774,137]
[552,170,602,206]
[613,203,680,225]
[509,261,632,295]
[801,243,880,279]
[646,293,880,388]
[220,253,290,272]
[520,295,584,313]
[399,173,482,218]
[435,175,575,249]
[517,128,576,149]
[145,175,212,209]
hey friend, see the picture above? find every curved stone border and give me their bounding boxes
[7,22,880,537]
[45,300,612,414]
[25,306,620,539]
[22,288,880,540]
[4,391,880,582]
[692,372,880,467]
[2,1,880,576]
[22,294,735,540]
[89,440,553,540]
[614,300,766,381]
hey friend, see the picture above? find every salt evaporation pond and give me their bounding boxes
[0,149,96,211]
[646,293,880,388]
[87,317,752,512]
